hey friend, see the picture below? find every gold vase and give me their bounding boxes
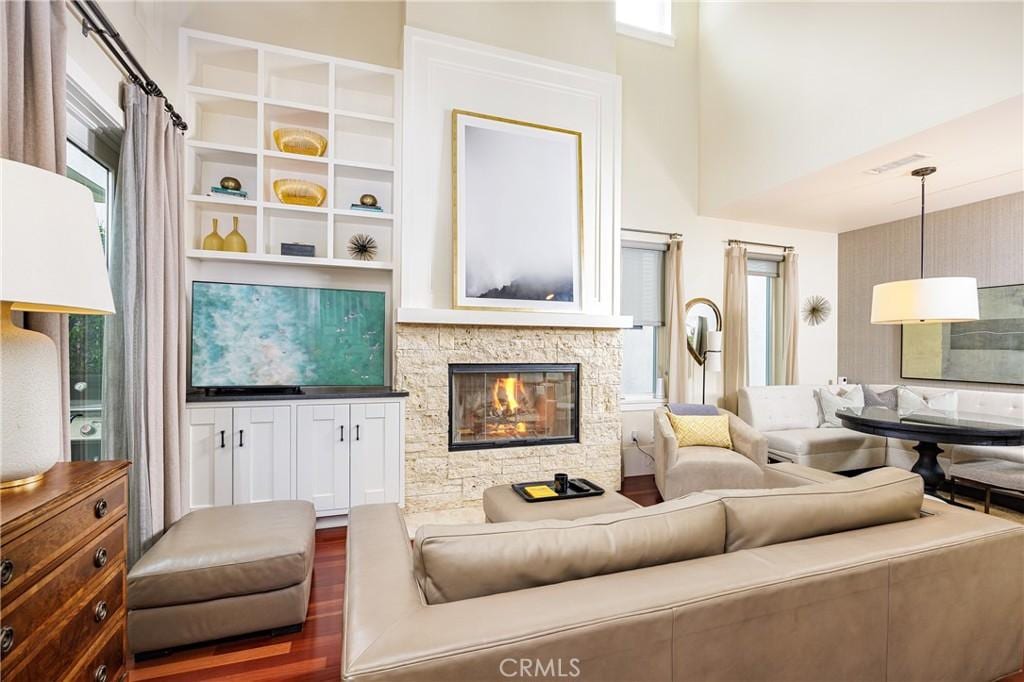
[223,216,248,253]
[201,218,224,251]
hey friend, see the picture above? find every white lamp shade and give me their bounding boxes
[706,330,723,353]
[0,159,114,314]
[870,277,978,325]
[705,350,722,372]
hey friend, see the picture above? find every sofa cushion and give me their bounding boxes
[128,501,316,610]
[709,467,923,552]
[667,413,733,449]
[816,385,864,427]
[663,446,763,499]
[953,444,1024,466]
[413,493,726,604]
[766,427,886,457]
[863,385,898,409]
[899,386,958,412]
[739,385,823,431]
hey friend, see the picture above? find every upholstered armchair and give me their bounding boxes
[653,407,768,500]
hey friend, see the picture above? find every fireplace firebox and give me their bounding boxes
[449,363,580,451]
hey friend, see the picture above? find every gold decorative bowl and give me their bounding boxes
[273,128,327,157]
[273,179,327,207]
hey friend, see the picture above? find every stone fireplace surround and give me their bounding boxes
[394,324,623,513]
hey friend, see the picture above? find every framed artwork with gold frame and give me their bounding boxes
[452,109,583,312]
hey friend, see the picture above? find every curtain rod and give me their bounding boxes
[622,228,682,240]
[68,0,188,132]
[728,238,793,251]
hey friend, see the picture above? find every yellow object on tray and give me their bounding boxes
[524,485,557,499]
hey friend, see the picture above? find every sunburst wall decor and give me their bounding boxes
[802,295,832,326]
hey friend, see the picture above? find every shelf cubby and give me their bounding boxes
[263,155,329,211]
[189,92,258,148]
[264,51,330,109]
[334,115,393,167]
[189,145,258,200]
[190,201,258,252]
[185,36,258,97]
[264,207,328,259]
[333,165,393,213]
[334,215,393,265]
[263,103,330,157]
[335,65,395,119]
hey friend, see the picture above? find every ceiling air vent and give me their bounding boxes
[863,153,930,176]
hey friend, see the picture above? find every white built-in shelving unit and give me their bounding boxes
[181,30,401,271]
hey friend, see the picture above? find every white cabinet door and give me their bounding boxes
[350,402,401,507]
[296,404,350,512]
[186,407,233,510]
[232,406,292,504]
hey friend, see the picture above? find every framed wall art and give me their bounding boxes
[452,109,583,312]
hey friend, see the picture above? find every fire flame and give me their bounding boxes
[492,377,521,413]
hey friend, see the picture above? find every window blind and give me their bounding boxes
[621,246,664,326]
[747,255,780,277]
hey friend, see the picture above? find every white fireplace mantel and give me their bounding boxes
[396,307,633,329]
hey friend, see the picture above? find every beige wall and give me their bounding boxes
[66,1,404,112]
[617,2,838,475]
[838,192,1024,392]
[698,2,1023,214]
[404,1,616,71]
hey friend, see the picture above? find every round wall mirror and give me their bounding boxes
[685,298,722,365]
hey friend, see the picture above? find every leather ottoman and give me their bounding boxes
[483,484,639,523]
[127,500,315,654]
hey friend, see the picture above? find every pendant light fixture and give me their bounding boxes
[870,167,979,325]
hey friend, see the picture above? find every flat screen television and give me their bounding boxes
[190,281,386,388]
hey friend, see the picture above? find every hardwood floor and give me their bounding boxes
[129,477,1024,681]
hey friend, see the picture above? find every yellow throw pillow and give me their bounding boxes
[666,413,733,449]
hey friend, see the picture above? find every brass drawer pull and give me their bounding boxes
[0,626,14,656]
[93,600,108,623]
[94,663,108,682]
[0,559,13,586]
[94,498,108,518]
[94,547,108,568]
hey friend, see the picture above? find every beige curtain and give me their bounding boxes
[722,245,748,412]
[778,251,799,384]
[1,0,71,458]
[664,239,688,402]
[104,85,185,564]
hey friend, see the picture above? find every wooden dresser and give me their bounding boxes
[0,461,130,681]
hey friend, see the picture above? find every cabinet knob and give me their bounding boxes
[94,547,108,568]
[94,498,108,518]
[0,626,14,656]
[94,600,108,623]
[94,664,108,682]
[0,559,13,587]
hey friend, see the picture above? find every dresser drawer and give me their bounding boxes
[3,565,124,681]
[0,476,127,601]
[63,622,125,682]
[0,518,126,665]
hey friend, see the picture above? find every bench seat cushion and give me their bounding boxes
[766,428,886,457]
[128,500,315,610]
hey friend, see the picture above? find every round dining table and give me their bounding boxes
[837,405,1024,499]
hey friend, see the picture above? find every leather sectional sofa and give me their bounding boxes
[739,384,1024,473]
[343,465,1024,681]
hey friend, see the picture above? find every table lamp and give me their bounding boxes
[0,159,115,485]
[702,330,722,405]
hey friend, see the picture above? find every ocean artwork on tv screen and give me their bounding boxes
[191,281,386,387]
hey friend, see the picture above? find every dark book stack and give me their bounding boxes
[349,203,383,212]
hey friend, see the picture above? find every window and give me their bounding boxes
[616,0,674,46]
[621,243,666,398]
[66,140,113,461]
[746,256,779,387]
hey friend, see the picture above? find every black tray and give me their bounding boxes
[511,478,605,503]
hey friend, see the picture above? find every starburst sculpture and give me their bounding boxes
[347,233,378,261]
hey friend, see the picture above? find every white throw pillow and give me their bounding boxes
[898,386,958,413]
[816,385,865,428]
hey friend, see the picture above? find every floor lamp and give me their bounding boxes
[702,331,722,405]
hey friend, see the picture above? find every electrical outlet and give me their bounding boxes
[630,429,639,442]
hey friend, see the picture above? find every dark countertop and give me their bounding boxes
[186,387,409,403]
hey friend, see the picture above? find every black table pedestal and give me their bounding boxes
[911,441,945,496]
